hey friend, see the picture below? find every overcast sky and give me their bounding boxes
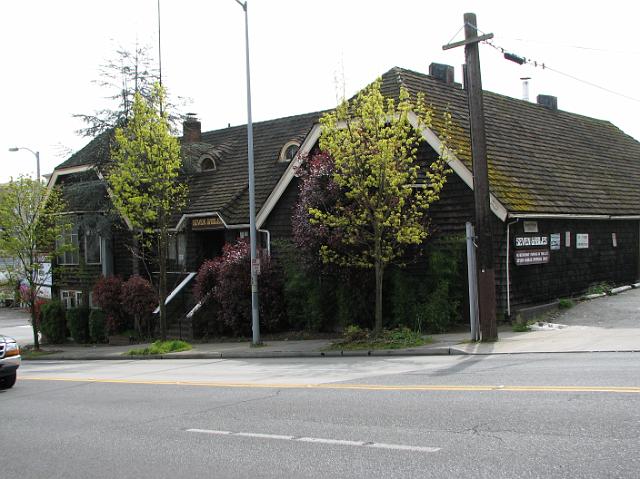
[1,0,639,182]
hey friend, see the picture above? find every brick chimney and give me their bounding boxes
[537,95,558,111]
[429,63,455,84]
[183,113,201,143]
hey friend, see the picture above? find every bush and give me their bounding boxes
[89,309,107,343]
[121,275,157,338]
[40,300,67,344]
[92,276,129,334]
[194,240,287,337]
[67,307,90,343]
[388,236,465,333]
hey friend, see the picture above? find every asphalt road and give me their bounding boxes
[3,353,639,478]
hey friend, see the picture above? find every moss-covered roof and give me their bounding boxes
[380,67,640,216]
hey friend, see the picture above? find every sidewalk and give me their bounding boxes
[8,287,640,360]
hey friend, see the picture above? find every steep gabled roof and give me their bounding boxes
[55,130,115,170]
[381,67,640,217]
[180,111,321,225]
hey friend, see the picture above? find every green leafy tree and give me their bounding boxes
[312,79,451,332]
[0,177,69,350]
[109,83,187,340]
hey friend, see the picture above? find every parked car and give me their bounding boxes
[0,334,20,389]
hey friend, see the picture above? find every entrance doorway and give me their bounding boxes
[196,230,226,264]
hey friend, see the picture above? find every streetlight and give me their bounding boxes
[8,147,40,181]
[234,0,261,346]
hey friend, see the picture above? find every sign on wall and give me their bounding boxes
[515,249,550,265]
[515,235,548,248]
[576,234,589,249]
[565,232,571,248]
[550,233,561,251]
[191,214,225,230]
[523,221,539,233]
[514,234,550,266]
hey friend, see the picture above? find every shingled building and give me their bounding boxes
[49,64,640,327]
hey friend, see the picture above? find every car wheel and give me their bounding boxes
[0,373,17,389]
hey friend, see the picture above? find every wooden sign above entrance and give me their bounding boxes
[191,215,225,230]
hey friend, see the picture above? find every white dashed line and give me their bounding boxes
[187,428,440,453]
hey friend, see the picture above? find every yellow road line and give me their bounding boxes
[19,377,640,393]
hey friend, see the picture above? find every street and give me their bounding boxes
[3,353,639,478]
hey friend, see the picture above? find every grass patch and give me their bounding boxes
[586,282,611,295]
[327,326,430,351]
[126,340,192,356]
[20,347,59,360]
[511,322,531,332]
[558,298,574,309]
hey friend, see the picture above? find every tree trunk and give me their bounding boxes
[374,259,384,334]
[158,232,167,341]
[30,293,40,351]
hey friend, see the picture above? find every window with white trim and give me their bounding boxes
[61,290,83,309]
[56,232,79,265]
[85,230,102,265]
[279,141,300,163]
[200,155,216,171]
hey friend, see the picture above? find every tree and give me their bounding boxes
[109,83,188,340]
[310,79,451,332]
[74,45,186,137]
[0,178,69,350]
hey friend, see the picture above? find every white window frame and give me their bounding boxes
[61,290,83,309]
[200,155,216,171]
[279,141,300,163]
[57,232,79,265]
[84,231,102,265]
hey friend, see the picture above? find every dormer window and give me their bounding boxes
[200,155,216,171]
[279,141,300,163]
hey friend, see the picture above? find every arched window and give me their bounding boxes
[200,155,216,171]
[279,141,300,163]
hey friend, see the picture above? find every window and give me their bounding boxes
[200,155,216,171]
[85,231,102,265]
[168,234,186,269]
[56,232,79,265]
[279,141,300,163]
[61,290,83,309]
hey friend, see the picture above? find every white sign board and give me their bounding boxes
[550,233,561,251]
[576,234,589,249]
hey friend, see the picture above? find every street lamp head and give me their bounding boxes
[8,147,19,152]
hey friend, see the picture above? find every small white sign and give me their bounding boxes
[612,233,617,248]
[576,234,589,249]
[550,233,561,251]
[523,221,538,233]
[565,232,571,247]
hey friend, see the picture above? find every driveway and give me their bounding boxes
[0,307,33,345]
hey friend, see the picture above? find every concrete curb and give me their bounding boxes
[22,347,640,361]
[24,346,464,361]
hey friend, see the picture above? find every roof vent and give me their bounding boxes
[429,63,455,84]
[183,113,201,143]
[537,95,558,111]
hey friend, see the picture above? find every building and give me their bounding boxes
[48,64,640,329]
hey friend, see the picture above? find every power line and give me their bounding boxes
[454,22,640,103]
[484,38,640,103]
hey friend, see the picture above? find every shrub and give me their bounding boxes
[89,309,107,343]
[92,276,129,334]
[40,300,67,344]
[195,240,287,337]
[67,307,90,343]
[388,236,465,333]
[121,275,157,338]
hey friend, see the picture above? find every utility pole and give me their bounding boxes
[443,12,498,341]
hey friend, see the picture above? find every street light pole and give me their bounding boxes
[234,0,261,346]
[8,147,40,181]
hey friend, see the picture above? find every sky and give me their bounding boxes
[1,0,639,182]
